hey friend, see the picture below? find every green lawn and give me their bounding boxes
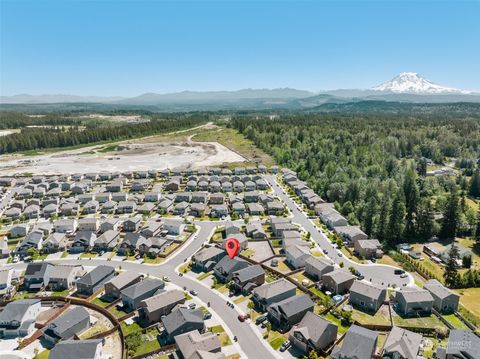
[218,332,232,347]
[79,252,98,259]
[34,350,50,359]
[442,314,469,329]
[142,256,164,264]
[392,314,448,331]
[134,339,161,356]
[209,325,225,333]
[323,312,350,334]
[352,307,391,326]
[51,289,70,297]
[265,330,286,350]
[80,323,109,339]
[108,305,128,318]
[196,271,212,280]
[91,297,111,308]
[121,321,142,336]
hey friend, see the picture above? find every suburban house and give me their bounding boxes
[116,200,137,214]
[54,219,77,234]
[70,231,96,253]
[192,246,226,271]
[213,256,249,283]
[123,217,142,232]
[224,222,242,236]
[245,223,267,239]
[382,326,422,359]
[173,201,190,215]
[162,306,205,342]
[424,279,460,313]
[288,311,338,354]
[121,278,165,311]
[267,294,315,329]
[445,329,480,359]
[138,289,185,323]
[141,222,163,238]
[104,271,143,301]
[334,225,368,243]
[48,265,85,291]
[315,204,348,228]
[395,289,434,316]
[285,245,311,269]
[304,256,335,281]
[0,299,41,338]
[100,218,121,233]
[42,307,90,345]
[0,269,14,298]
[43,232,67,253]
[163,219,185,235]
[222,233,248,251]
[354,239,384,259]
[175,330,224,359]
[122,231,147,252]
[49,339,103,359]
[252,279,297,311]
[76,265,116,296]
[93,230,120,252]
[16,230,44,257]
[24,262,53,291]
[78,218,99,232]
[322,270,355,294]
[231,265,265,294]
[10,224,30,238]
[349,281,387,313]
[331,325,378,359]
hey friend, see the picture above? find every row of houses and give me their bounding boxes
[281,170,384,259]
[7,217,185,259]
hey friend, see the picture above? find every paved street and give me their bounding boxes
[264,175,413,288]
[7,221,280,359]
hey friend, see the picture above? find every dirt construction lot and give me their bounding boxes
[0,139,246,176]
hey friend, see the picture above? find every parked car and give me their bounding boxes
[238,314,247,322]
[394,269,405,275]
[189,289,198,296]
[400,273,408,278]
[280,340,291,352]
[203,313,212,320]
[255,315,268,325]
[188,303,196,309]
[163,276,170,282]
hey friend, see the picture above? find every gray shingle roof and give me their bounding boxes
[49,339,102,359]
[44,306,89,339]
[141,289,185,312]
[232,265,265,283]
[175,330,223,359]
[349,280,385,300]
[290,311,337,344]
[396,288,434,303]
[446,329,480,357]
[383,326,422,359]
[424,279,459,300]
[76,265,115,286]
[269,294,314,317]
[0,299,40,323]
[331,324,378,359]
[253,279,296,299]
[121,278,164,299]
[162,307,204,334]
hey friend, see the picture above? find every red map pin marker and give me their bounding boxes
[225,238,240,259]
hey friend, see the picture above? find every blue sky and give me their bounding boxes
[1,0,479,96]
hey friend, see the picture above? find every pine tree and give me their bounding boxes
[469,169,480,198]
[403,169,419,239]
[416,199,435,240]
[376,197,390,242]
[444,244,460,288]
[475,204,480,244]
[386,191,405,248]
[363,196,377,236]
[440,189,459,240]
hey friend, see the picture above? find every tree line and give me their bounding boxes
[231,113,480,248]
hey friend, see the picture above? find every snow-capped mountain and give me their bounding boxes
[372,72,470,94]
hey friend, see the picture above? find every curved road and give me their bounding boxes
[7,221,280,359]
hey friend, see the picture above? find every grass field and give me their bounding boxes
[121,321,142,336]
[455,287,480,327]
[193,127,275,166]
[196,271,212,280]
[264,330,286,350]
[323,312,350,334]
[91,297,111,308]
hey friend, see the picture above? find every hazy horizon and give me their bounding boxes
[1,0,479,96]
